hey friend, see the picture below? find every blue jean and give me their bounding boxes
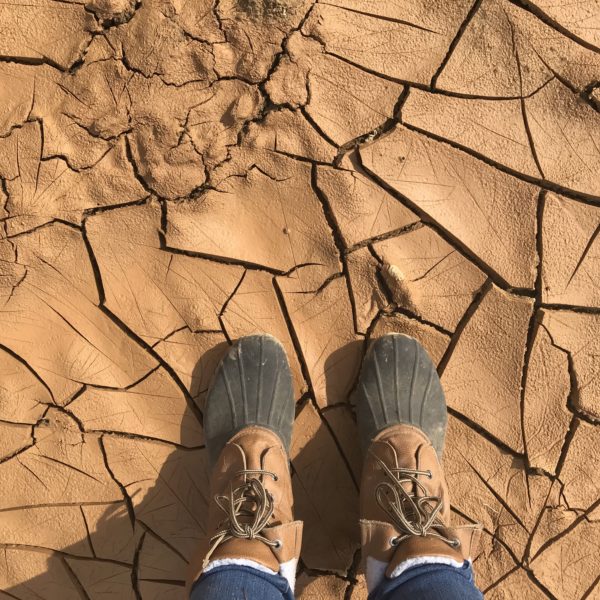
[190,561,483,599]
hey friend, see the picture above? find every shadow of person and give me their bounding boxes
[0,339,367,599]
[288,340,364,577]
[0,339,230,600]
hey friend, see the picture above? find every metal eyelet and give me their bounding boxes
[273,474,279,481]
[451,539,461,548]
[273,539,283,549]
[389,536,400,547]
[427,470,433,479]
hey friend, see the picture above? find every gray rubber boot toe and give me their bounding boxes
[204,334,295,467]
[355,333,447,458]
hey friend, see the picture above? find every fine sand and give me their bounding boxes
[1,0,600,598]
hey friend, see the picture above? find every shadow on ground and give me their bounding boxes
[1,340,365,599]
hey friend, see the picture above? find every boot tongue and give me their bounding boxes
[370,426,463,576]
[385,535,464,577]
[207,429,282,573]
[210,537,280,572]
[208,480,281,573]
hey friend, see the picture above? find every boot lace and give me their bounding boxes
[373,455,460,549]
[203,469,280,569]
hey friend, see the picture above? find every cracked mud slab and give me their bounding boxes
[1,0,599,598]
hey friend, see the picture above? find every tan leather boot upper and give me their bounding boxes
[360,424,481,576]
[188,426,302,587]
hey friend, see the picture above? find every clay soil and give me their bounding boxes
[1,0,600,598]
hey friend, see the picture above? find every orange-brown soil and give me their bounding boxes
[1,0,600,598]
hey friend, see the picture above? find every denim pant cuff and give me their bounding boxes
[189,561,483,600]
[190,565,294,600]
[368,560,483,600]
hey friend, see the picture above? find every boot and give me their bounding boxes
[187,335,302,591]
[355,334,481,591]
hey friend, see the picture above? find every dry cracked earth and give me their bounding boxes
[1,0,600,598]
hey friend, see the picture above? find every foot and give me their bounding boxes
[188,335,302,588]
[354,334,480,584]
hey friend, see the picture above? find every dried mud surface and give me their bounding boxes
[1,0,600,598]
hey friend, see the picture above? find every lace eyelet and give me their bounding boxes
[389,536,400,547]
[273,539,283,549]
[273,474,279,482]
[451,539,461,548]
[427,470,433,479]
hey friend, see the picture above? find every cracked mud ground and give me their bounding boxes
[1,0,600,598]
